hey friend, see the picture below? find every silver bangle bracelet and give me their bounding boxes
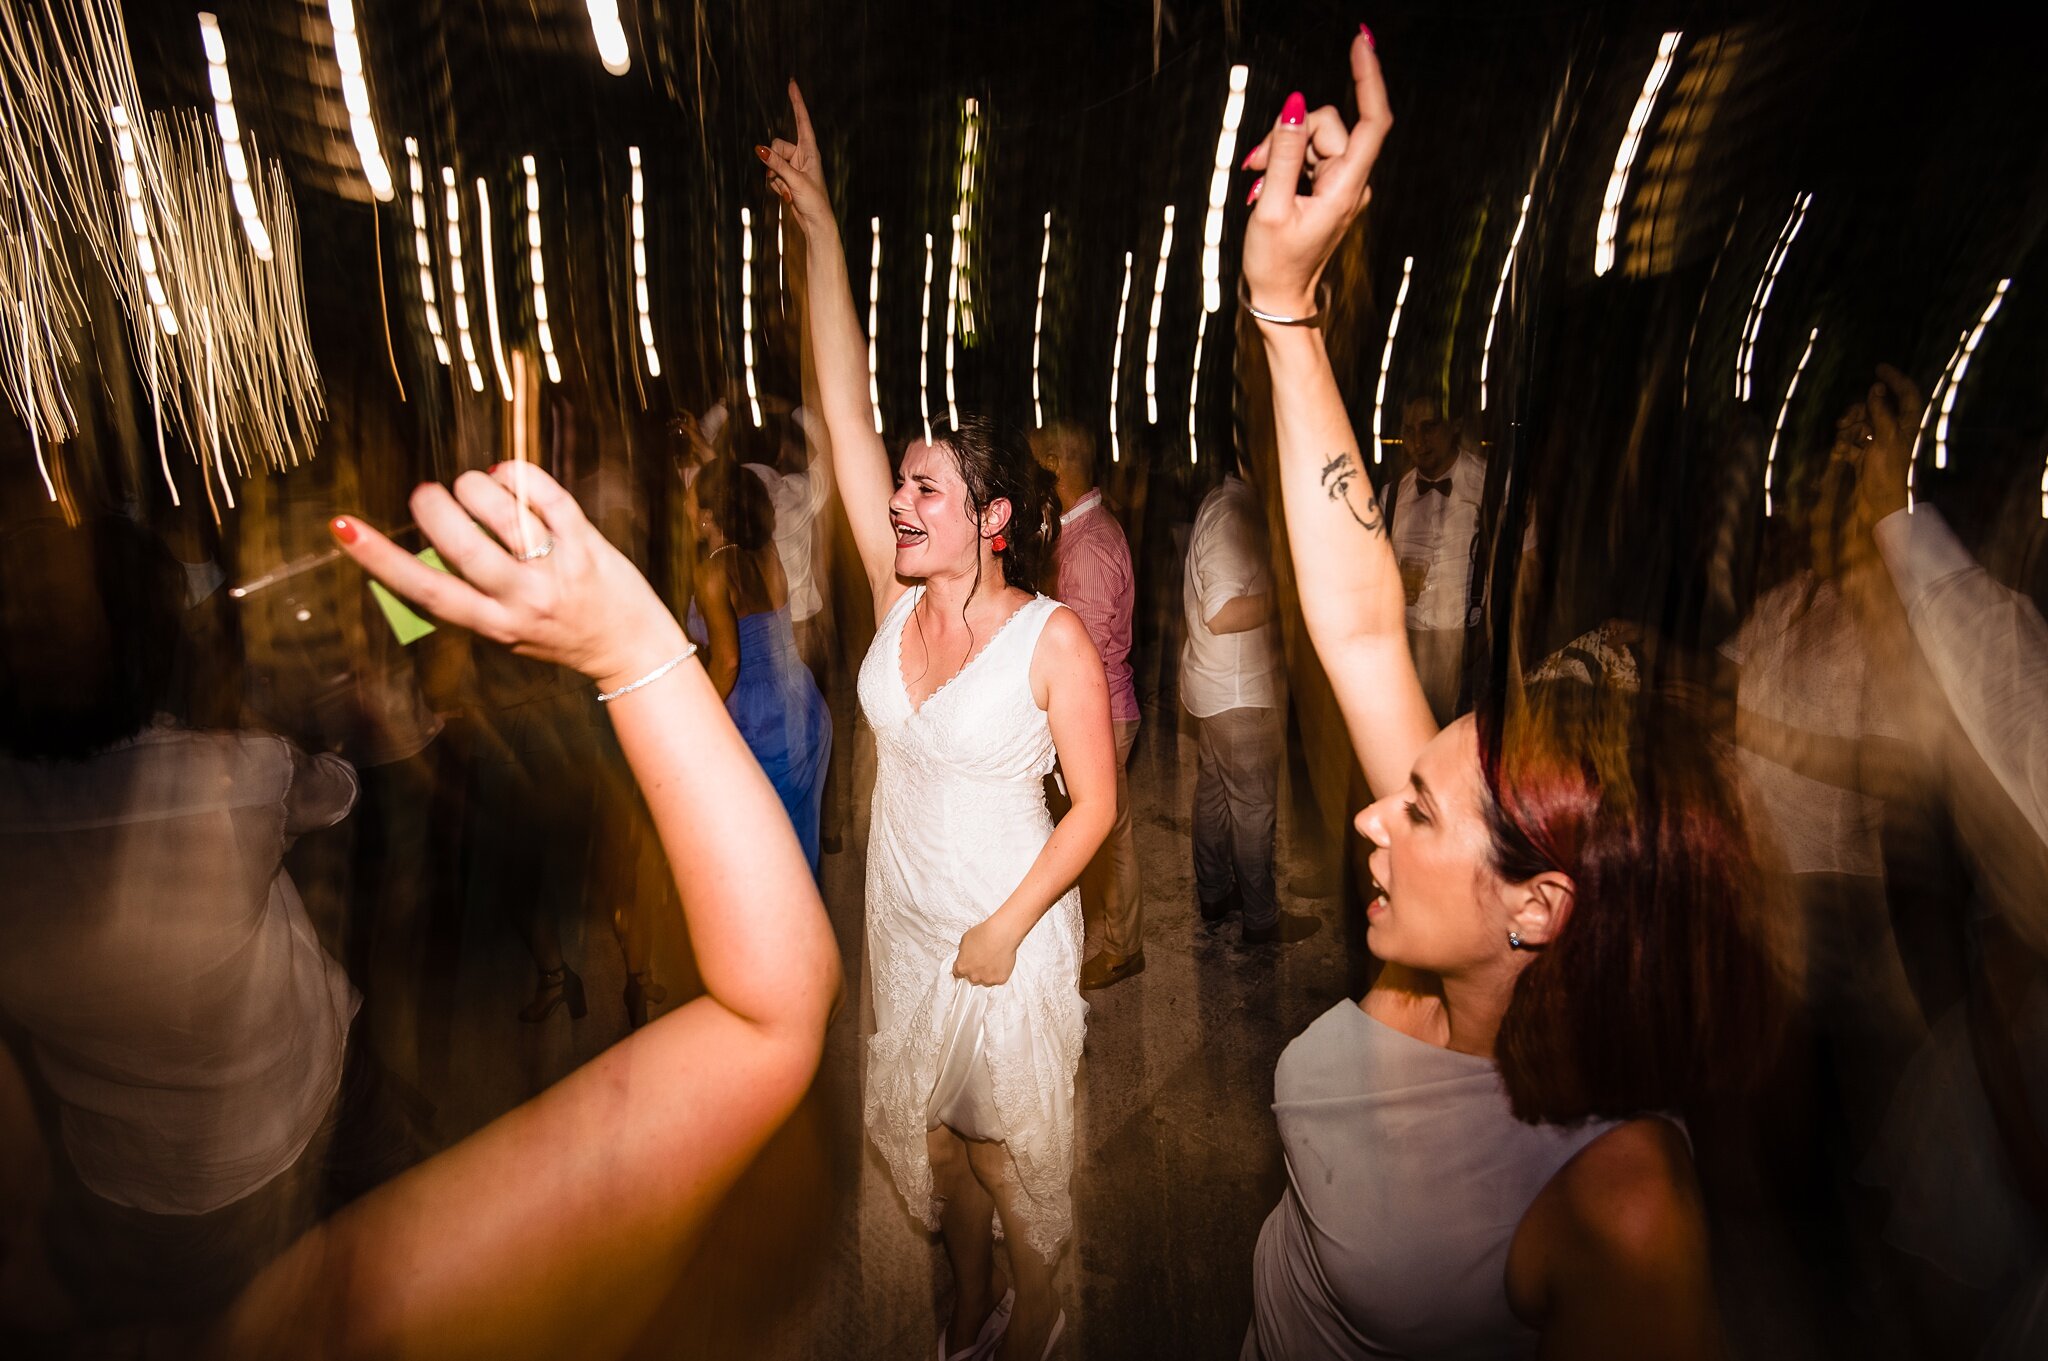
[1238,277,1329,328]
[595,644,698,704]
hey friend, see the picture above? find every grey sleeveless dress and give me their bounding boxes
[1244,1000,1624,1359]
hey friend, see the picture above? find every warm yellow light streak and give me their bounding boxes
[1480,193,1531,412]
[1109,250,1133,463]
[585,1,631,76]
[441,166,485,392]
[1763,326,1818,518]
[474,178,513,401]
[944,214,961,427]
[110,106,177,336]
[953,98,982,339]
[1737,193,1811,401]
[1032,211,1051,427]
[919,231,934,444]
[327,0,393,201]
[522,155,560,384]
[1203,65,1250,314]
[1935,278,2009,472]
[1372,255,1413,464]
[1145,204,1175,424]
[1910,328,1966,512]
[867,217,883,434]
[1187,309,1209,465]
[1594,30,1680,278]
[196,14,270,261]
[741,206,760,426]
[405,140,449,363]
[628,146,660,378]
[19,302,54,501]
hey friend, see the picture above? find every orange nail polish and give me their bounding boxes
[330,517,358,545]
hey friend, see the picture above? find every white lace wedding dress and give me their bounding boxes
[858,585,1088,1259]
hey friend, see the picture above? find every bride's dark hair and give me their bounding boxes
[935,412,1061,598]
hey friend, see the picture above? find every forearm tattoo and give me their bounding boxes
[1319,452,1388,538]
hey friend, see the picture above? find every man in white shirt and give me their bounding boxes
[1387,397,1482,724]
[1181,458,1309,945]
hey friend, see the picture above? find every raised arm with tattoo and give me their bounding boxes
[1239,36,1434,797]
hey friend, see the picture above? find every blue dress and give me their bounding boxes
[690,601,832,873]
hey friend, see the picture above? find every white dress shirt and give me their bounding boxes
[1390,452,1484,633]
[1181,476,1281,717]
[1874,507,2048,848]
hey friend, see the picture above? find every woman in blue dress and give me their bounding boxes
[689,460,833,873]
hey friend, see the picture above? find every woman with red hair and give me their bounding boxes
[1235,30,1781,1358]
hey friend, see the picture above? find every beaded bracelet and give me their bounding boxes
[595,644,698,704]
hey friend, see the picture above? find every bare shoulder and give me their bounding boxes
[1030,602,1106,710]
[1547,1118,1704,1263]
[1507,1119,1720,1355]
[1036,602,1103,669]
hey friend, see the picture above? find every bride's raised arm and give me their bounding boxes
[210,464,840,1361]
[1240,32,1433,800]
[760,84,904,611]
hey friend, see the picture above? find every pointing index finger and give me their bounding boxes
[788,81,816,156]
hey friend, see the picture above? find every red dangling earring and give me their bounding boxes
[991,533,1008,553]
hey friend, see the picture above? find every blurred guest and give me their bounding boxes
[744,407,833,656]
[205,464,839,1361]
[0,518,363,1325]
[1385,395,1481,724]
[1184,450,1308,945]
[691,460,833,874]
[1035,421,1146,989]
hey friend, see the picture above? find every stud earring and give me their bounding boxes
[1507,930,1526,951]
[991,533,1008,553]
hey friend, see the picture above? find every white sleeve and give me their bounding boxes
[1874,508,2048,846]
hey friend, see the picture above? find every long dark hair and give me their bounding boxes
[1477,679,1787,1126]
[934,411,1060,598]
[693,459,777,610]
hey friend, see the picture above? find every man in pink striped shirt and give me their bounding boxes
[1035,423,1145,989]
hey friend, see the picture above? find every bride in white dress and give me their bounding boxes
[761,86,1117,1361]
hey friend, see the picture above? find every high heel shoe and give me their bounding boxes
[935,1287,1012,1361]
[623,971,667,1028]
[519,965,587,1022]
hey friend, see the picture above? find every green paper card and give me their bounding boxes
[368,548,449,645]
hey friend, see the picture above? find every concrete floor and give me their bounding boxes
[375,689,1362,1361]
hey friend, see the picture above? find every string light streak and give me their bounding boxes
[1479,193,1531,412]
[1935,278,2009,472]
[944,214,962,427]
[741,207,760,426]
[1203,64,1250,314]
[522,156,560,383]
[404,141,449,363]
[111,107,177,336]
[867,217,883,433]
[585,1,631,76]
[1736,193,1812,400]
[1594,30,1680,278]
[196,14,270,260]
[1187,309,1209,465]
[953,98,983,339]
[919,231,935,444]
[1145,205,1175,424]
[441,167,485,392]
[473,178,513,401]
[1032,211,1051,427]
[628,146,660,378]
[1109,250,1133,463]
[1372,256,1414,465]
[327,0,393,201]
[1909,329,1966,512]
[18,302,54,500]
[1763,326,1818,518]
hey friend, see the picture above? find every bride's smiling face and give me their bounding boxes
[888,440,983,578]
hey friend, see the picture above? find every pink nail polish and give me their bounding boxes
[1241,149,1257,170]
[1281,91,1306,125]
[1360,23,1376,49]
[1246,176,1264,205]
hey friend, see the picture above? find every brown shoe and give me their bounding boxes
[1080,949,1146,990]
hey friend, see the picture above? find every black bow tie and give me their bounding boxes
[1416,476,1453,497]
